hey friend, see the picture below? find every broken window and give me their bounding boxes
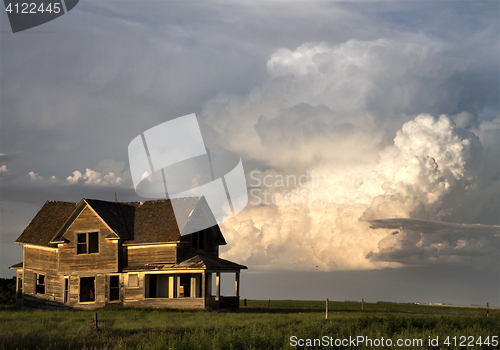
[80,277,95,302]
[109,275,120,301]
[36,274,45,294]
[76,232,99,254]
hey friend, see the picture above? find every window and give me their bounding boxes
[76,232,99,254]
[80,277,95,302]
[109,275,120,301]
[128,273,139,288]
[191,230,205,250]
[64,277,69,303]
[36,274,45,294]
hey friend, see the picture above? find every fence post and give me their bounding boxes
[94,312,99,331]
[267,299,270,308]
[326,298,329,319]
[362,298,364,310]
[486,303,489,317]
[244,298,247,307]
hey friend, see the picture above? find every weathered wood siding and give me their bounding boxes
[59,206,118,273]
[125,245,176,267]
[65,273,107,309]
[123,272,144,301]
[22,270,65,305]
[24,246,57,273]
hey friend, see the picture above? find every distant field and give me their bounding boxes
[0,300,498,350]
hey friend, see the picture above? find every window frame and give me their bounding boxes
[35,273,45,294]
[75,231,100,255]
[63,276,69,303]
[127,273,139,288]
[109,275,121,302]
[79,276,96,303]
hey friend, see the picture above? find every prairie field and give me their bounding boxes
[0,300,498,350]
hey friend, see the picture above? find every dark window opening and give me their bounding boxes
[77,233,87,254]
[36,274,45,294]
[191,232,198,248]
[80,277,95,302]
[109,276,120,301]
[179,274,191,298]
[198,231,205,250]
[146,274,157,298]
[64,278,69,303]
[76,232,99,254]
[191,230,206,250]
[88,232,99,253]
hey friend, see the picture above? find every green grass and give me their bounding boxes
[0,301,498,350]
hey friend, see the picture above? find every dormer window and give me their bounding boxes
[76,232,99,254]
[191,230,205,250]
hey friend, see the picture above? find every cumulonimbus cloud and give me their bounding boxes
[203,39,499,271]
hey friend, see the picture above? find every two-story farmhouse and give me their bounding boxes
[10,198,246,310]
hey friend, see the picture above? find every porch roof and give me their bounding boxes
[123,252,247,272]
[9,262,23,269]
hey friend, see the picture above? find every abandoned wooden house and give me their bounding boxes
[10,198,246,310]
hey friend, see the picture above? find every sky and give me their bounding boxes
[1,0,499,306]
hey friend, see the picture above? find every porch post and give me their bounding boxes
[215,272,220,310]
[176,274,181,298]
[235,271,240,297]
[202,271,206,307]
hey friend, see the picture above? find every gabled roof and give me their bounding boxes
[16,201,78,248]
[16,197,217,247]
[122,199,186,244]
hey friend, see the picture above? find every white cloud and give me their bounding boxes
[213,40,499,271]
[202,39,466,172]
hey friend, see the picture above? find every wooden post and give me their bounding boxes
[267,299,270,308]
[362,298,364,310]
[235,272,240,297]
[326,298,329,319]
[201,272,206,306]
[94,312,99,331]
[244,298,247,307]
[486,302,489,317]
[215,272,220,310]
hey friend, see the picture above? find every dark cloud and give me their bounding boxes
[367,218,500,266]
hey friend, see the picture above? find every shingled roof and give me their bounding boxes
[16,201,78,248]
[16,197,211,247]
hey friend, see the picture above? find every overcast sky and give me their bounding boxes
[1,1,499,306]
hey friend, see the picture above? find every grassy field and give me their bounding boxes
[0,300,498,350]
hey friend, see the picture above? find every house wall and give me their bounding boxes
[65,273,108,309]
[125,244,176,267]
[59,206,118,273]
[24,246,58,273]
[22,246,65,307]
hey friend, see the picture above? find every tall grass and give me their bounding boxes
[0,302,498,350]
